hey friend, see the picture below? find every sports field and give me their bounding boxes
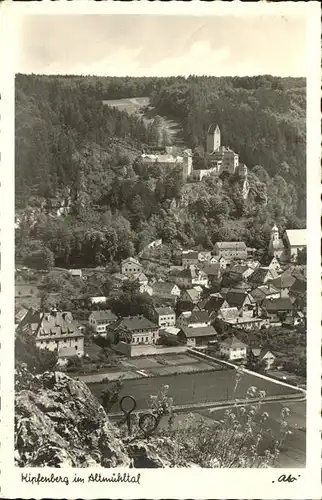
[89,365,302,412]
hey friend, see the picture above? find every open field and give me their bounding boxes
[102,97,150,115]
[89,363,302,412]
[102,96,185,145]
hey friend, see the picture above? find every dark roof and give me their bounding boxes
[89,310,117,321]
[187,310,210,324]
[178,266,206,279]
[182,251,199,260]
[155,306,175,316]
[114,315,158,331]
[215,242,247,250]
[250,267,273,283]
[262,298,293,311]
[152,281,178,293]
[289,278,306,296]
[220,335,246,348]
[203,296,226,313]
[250,285,279,301]
[269,274,296,289]
[226,290,249,308]
[202,264,221,276]
[180,325,217,338]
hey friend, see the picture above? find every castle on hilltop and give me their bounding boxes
[139,125,249,198]
[140,146,193,181]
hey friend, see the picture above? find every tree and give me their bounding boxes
[100,379,123,413]
[15,331,58,374]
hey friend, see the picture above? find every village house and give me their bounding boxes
[249,267,279,287]
[267,256,282,274]
[268,273,296,298]
[181,286,203,304]
[221,269,247,289]
[246,260,261,270]
[121,257,143,277]
[109,315,160,346]
[131,271,149,286]
[69,269,83,279]
[182,250,199,267]
[201,294,229,317]
[153,306,176,328]
[138,283,153,296]
[210,255,228,269]
[175,265,208,289]
[88,309,118,334]
[198,251,212,263]
[36,310,84,358]
[229,263,255,281]
[289,275,306,309]
[219,336,247,361]
[89,296,108,305]
[152,281,181,299]
[218,307,240,326]
[261,297,294,325]
[284,229,307,262]
[250,284,280,304]
[225,290,253,311]
[223,310,269,331]
[178,325,218,348]
[201,263,221,285]
[251,347,276,370]
[176,310,211,330]
[213,241,247,261]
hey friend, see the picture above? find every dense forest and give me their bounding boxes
[15,74,306,269]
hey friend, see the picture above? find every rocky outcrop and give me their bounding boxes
[15,365,130,467]
[15,365,195,468]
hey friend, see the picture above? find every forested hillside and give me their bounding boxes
[15,74,306,269]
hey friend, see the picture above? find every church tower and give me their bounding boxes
[268,223,285,258]
[206,124,221,154]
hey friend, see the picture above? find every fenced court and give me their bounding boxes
[89,363,302,413]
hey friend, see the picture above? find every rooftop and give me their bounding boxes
[285,229,307,247]
[155,306,175,316]
[89,310,117,321]
[181,325,217,338]
[113,315,158,332]
[226,290,249,308]
[262,297,293,311]
[215,242,247,250]
[220,335,246,348]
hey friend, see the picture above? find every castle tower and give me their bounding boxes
[206,124,221,154]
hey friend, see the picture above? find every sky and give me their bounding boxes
[15,15,306,78]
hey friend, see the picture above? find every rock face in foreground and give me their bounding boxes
[15,366,131,467]
[15,365,195,468]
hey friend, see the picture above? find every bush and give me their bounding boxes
[138,374,293,468]
[65,355,83,372]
